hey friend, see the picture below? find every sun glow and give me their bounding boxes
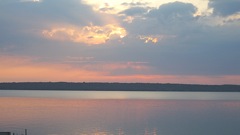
[81,0,210,16]
[42,24,127,45]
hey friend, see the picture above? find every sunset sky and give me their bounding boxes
[0,0,240,84]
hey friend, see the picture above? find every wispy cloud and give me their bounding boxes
[20,0,42,3]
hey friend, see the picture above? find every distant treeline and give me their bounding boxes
[0,82,240,92]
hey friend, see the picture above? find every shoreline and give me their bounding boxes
[0,82,239,92]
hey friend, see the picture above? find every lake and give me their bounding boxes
[0,90,240,135]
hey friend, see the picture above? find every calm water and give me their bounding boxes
[0,90,240,135]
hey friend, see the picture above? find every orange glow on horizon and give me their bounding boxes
[0,55,240,84]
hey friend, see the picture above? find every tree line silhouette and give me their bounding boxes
[0,82,239,92]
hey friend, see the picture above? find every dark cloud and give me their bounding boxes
[209,0,240,16]
[0,0,102,26]
[99,7,114,13]
[148,1,197,22]
[119,7,148,16]
[117,1,240,76]
[103,25,240,76]
[122,2,198,36]
[0,0,104,50]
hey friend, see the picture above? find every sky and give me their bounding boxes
[0,0,240,84]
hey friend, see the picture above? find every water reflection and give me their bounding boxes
[1,90,240,100]
[0,96,240,135]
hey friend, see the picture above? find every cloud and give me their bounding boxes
[119,1,197,28]
[99,7,115,14]
[121,2,149,7]
[120,2,198,43]
[138,35,177,44]
[119,7,148,16]
[0,0,122,47]
[0,0,102,47]
[20,0,42,2]
[148,1,197,22]
[116,1,240,76]
[38,0,103,25]
[209,0,240,16]
[42,24,127,45]
[0,0,101,26]
[0,0,104,35]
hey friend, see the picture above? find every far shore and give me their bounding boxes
[0,82,240,92]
